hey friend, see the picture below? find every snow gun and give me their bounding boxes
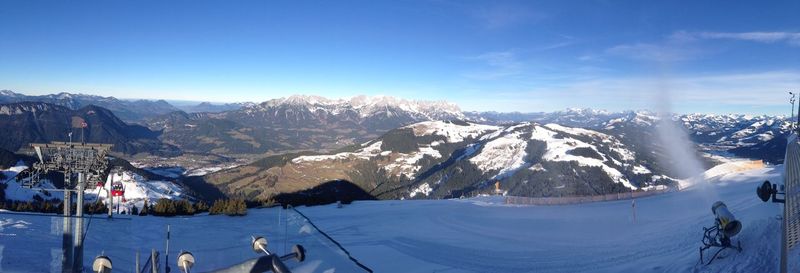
[699,201,743,265]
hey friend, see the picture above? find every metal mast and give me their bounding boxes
[27,141,113,273]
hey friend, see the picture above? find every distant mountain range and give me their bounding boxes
[203,120,676,200]
[0,91,791,162]
[0,90,793,201]
[0,90,180,122]
[0,101,179,156]
[0,90,255,122]
[147,95,465,154]
[174,101,254,113]
[200,109,794,200]
[470,108,792,164]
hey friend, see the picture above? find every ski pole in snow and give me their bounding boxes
[166,225,171,273]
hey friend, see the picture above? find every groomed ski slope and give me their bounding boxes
[299,165,785,273]
[0,165,789,272]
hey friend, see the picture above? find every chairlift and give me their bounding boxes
[111,182,124,197]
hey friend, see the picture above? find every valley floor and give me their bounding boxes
[0,165,790,273]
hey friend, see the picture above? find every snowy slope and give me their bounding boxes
[85,171,189,213]
[1,161,60,201]
[0,164,788,272]
[451,122,656,189]
[299,165,785,273]
[1,161,189,212]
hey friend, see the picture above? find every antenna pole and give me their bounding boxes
[790,92,796,130]
[795,91,800,132]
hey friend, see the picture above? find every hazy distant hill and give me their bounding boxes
[175,101,253,113]
[0,102,180,156]
[0,90,179,122]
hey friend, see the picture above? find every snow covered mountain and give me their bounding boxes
[598,111,793,163]
[148,95,466,155]
[225,95,464,130]
[679,114,793,163]
[204,120,677,200]
[465,108,624,127]
[470,109,793,164]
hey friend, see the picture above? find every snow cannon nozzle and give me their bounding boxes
[711,201,741,238]
[699,201,743,265]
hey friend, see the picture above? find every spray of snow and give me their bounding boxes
[653,79,718,202]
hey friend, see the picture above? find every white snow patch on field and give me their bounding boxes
[408,183,433,198]
[383,145,442,179]
[408,121,499,143]
[633,165,651,174]
[545,123,603,138]
[469,131,528,178]
[185,166,225,176]
[293,141,384,163]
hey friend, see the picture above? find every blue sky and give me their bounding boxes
[0,0,798,114]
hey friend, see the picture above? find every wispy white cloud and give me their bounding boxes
[607,30,800,63]
[606,42,702,62]
[541,70,800,111]
[461,50,524,80]
[536,41,576,51]
[692,31,800,46]
[457,70,800,114]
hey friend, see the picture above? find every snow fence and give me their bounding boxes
[504,189,670,205]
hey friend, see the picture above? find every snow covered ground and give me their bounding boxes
[2,161,190,213]
[1,161,59,201]
[0,164,791,272]
[299,165,785,273]
[85,171,189,213]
